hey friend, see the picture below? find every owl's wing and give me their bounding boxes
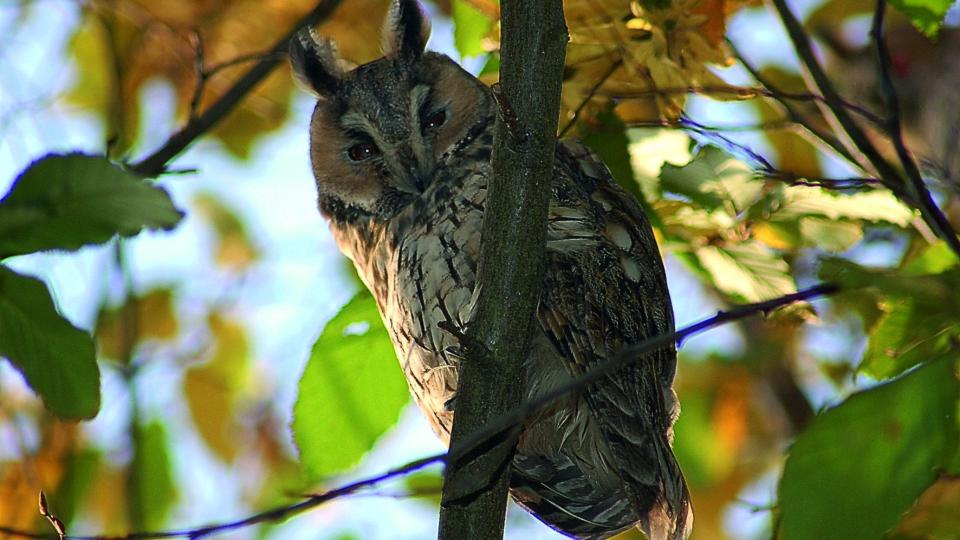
[536,139,691,539]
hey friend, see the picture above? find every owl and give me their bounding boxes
[290,1,691,538]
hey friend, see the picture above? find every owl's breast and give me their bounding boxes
[364,172,488,440]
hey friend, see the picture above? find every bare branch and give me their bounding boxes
[727,38,863,168]
[603,84,886,126]
[129,0,344,177]
[769,0,960,257]
[869,0,960,256]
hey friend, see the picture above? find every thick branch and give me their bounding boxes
[129,0,343,177]
[436,1,567,539]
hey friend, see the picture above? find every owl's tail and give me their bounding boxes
[635,432,693,540]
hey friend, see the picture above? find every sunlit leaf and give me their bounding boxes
[0,154,183,257]
[659,146,762,214]
[695,240,796,302]
[863,295,960,379]
[452,0,492,58]
[888,0,952,36]
[559,0,740,125]
[795,217,863,252]
[183,314,250,463]
[767,187,914,226]
[750,185,914,252]
[778,355,960,540]
[293,291,409,478]
[95,288,178,362]
[128,421,176,531]
[0,266,99,419]
[902,241,960,275]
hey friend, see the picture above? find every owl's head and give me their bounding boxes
[290,0,493,223]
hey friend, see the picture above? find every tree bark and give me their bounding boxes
[436,1,567,539]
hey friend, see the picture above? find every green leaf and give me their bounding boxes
[659,145,762,215]
[767,187,914,226]
[479,53,500,77]
[128,420,176,530]
[183,314,251,463]
[293,291,410,478]
[0,265,99,419]
[694,240,796,302]
[796,217,863,252]
[452,0,492,58]
[0,153,183,257]
[902,241,960,275]
[582,111,641,199]
[820,258,960,378]
[50,450,101,527]
[889,0,952,36]
[863,295,960,379]
[778,355,960,540]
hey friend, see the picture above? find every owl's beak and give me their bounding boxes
[386,151,431,194]
[390,175,422,195]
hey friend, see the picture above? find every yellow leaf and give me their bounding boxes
[193,193,259,270]
[893,474,960,538]
[95,289,178,362]
[182,314,250,462]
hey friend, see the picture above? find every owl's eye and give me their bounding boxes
[347,142,381,161]
[422,109,447,131]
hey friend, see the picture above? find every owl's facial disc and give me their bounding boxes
[305,50,493,223]
[333,80,442,197]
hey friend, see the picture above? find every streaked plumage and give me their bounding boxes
[290,1,691,538]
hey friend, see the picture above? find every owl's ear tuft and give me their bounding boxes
[290,28,343,97]
[382,0,431,60]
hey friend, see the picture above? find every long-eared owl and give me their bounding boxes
[290,1,691,538]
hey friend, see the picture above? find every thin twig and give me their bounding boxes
[603,84,886,126]
[763,171,881,190]
[870,0,960,256]
[38,492,65,540]
[129,0,344,177]
[768,0,902,178]
[187,31,205,119]
[558,58,622,138]
[727,38,863,168]
[680,116,777,171]
[0,285,838,540]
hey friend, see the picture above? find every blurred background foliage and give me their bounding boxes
[0,0,958,539]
